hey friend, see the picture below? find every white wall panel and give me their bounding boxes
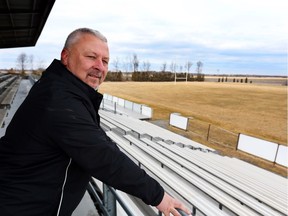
[118,98,125,107]
[112,96,118,103]
[124,100,133,110]
[169,113,188,130]
[107,94,113,101]
[238,134,278,162]
[275,145,288,167]
[133,103,142,113]
[142,106,152,118]
[103,93,108,99]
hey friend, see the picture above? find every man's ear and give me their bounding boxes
[61,49,69,65]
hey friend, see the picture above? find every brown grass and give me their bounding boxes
[98,81,288,176]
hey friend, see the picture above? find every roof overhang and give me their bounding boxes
[0,0,56,49]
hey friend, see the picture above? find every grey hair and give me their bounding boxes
[63,28,107,49]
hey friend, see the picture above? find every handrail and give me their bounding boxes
[87,181,110,216]
[88,179,190,216]
[105,185,135,216]
[88,179,136,216]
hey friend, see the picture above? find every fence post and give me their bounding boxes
[273,144,280,166]
[235,133,240,150]
[103,184,116,216]
[207,124,211,141]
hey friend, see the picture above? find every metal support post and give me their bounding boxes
[103,184,117,216]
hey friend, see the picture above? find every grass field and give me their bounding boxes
[98,81,287,176]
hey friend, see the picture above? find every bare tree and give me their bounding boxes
[185,61,193,73]
[141,60,151,72]
[196,61,204,81]
[121,56,130,72]
[17,52,28,74]
[146,61,151,72]
[170,62,178,83]
[170,62,177,72]
[140,62,145,72]
[29,54,34,71]
[34,58,46,75]
[196,61,203,74]
[132,53,139,72]
[37,58,46,71]
[112,57,120,72]
[160,62,167,72]
[185,61,193,81]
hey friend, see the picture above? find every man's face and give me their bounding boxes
[61,34,109,89]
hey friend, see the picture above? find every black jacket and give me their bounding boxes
[0,59,164,216]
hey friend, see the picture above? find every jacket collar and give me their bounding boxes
[44,59,103,109]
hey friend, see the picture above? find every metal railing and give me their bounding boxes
[87,179,190,216]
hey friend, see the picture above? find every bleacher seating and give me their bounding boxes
[154,140,287,213]
[99,108,288,216]
[0,77,21,109]
[0,109,8,128]
[99,109,214,152]
[0,74,21,128]
[106,131,232,216]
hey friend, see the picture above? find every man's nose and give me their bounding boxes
[93,58,105,71]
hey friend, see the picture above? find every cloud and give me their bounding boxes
[0,0,287,75]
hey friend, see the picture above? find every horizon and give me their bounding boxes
[1,68,287,78]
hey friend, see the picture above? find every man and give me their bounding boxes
[0,28,191,216]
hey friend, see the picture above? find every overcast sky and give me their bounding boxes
[0,0,287,75]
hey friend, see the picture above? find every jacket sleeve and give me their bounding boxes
[45,96,164,206]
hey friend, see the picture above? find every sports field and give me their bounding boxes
[99,81,287,176]
[99,81,287,145]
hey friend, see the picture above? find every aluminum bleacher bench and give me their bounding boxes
[0,77,20,108]
[139,137,285,216]
[100,110,287,215]
[99,112,131,135]
[137,120,214,151]
[0,76,17,91]
[100,109,212,151]
[196,150,287,196]
[106,130,232,216]
[156,141,288,215]
[123,134,274,216]
[0,109,8,128]
[1,84,18,109]
[176,146,288,214]
[99,110,143,135]
[100,118,117,131]
[100,110,147,138]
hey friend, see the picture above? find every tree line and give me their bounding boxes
[12,52,205,82]
[107,53,205,82]
[105,71,204,82]
[112,53,203,74]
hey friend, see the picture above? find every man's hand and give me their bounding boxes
[156,192,192,216]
